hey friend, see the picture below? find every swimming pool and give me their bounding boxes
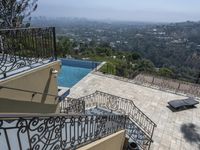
[58,59,100,88]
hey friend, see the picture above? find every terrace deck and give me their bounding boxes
[68,73,200,150]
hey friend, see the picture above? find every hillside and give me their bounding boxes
[32,18,200,83]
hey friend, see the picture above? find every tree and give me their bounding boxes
[127,52,141,62]
[134,59,155,73]
[158,68,174,78]
[116,62,128,77]
[61,38,72,53]
[0,0,38,28]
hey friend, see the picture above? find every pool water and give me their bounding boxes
[57,65,92,87]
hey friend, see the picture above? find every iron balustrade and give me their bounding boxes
[126,118,153,150]
[70,91,157,149]
[0,114,126,150]
[0,27,57,78]
[77,91,156,137]
[83,107,152,150]
[60,97,85,114]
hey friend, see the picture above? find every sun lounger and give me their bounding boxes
[168,98,199,110]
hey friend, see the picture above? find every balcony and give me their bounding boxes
[0,27,57,79]
[0,27,60,114]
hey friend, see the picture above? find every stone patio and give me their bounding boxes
[68,73,200,150]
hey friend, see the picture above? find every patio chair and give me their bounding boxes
[168,98,199,110]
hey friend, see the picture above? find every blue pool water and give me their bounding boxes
[58,65,92,88]
[57,59,100,88]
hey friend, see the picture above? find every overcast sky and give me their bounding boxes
[33,0,200,22]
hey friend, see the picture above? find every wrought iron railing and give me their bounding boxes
[60,97,85,114]
[0,27,57,78]
[0,113,126,150]
[71,91,156,149]
[77,91,156,136]
[126,118,152,150]
[84,107,152,150]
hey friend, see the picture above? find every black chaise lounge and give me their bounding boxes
[168,98,199,110]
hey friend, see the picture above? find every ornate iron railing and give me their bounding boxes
[60,97,85,114]
[0,27,57,78]
[126,118,152,150]
[0,114,126,150]
[78,91,156,136]
[84,107,152,150]
[71,91,156,149]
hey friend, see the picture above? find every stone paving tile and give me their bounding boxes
[69,73,200,150]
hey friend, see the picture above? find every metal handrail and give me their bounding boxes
[75,91,156,149]
[0,113,125,119]
[0,113,127,150]
[95,91,156,127]
[0,27,57,78]
[78,91,157,135]
[126,118,152,150]
[60,97,85,114]
[60,91,156,150]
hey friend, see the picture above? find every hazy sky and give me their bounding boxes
[33,0,200,22]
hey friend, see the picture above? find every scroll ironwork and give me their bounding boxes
[0,27,57,78]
